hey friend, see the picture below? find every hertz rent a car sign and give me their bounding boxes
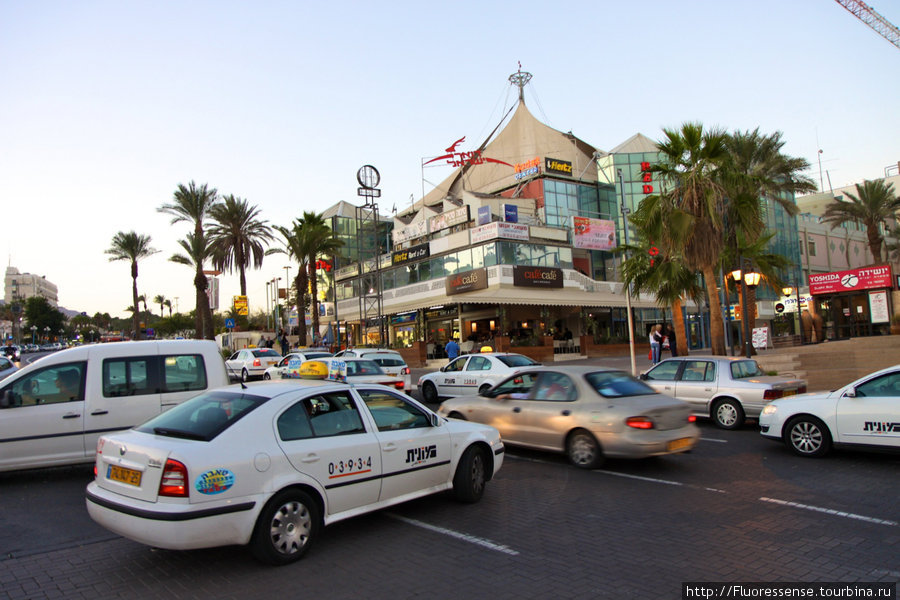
[808,265,892,295]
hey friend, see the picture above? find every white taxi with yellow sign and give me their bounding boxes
[86,380,504,565]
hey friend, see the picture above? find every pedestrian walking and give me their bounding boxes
[445,338,460,360]
[665,324,678,357]
[649,324,663,364]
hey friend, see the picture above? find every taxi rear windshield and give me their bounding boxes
[497,355,540,367]
[585,371,658,398]
[136,390,268,441]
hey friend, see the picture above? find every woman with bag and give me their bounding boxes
[649,324,663,364]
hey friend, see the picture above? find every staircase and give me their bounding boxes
[755,336,900,392]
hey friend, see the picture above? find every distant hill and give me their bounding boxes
[0,299,85,320]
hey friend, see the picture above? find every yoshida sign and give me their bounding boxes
[446,268,488,295]
[809,265,893,295]
[513,266,563,288]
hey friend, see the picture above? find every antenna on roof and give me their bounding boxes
[509,62,532,103]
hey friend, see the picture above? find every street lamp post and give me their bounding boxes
[782,285,805,346]
[31,325,36,345]
[617,168,637,376]
[731,261,760,359]
[43,326,50,344]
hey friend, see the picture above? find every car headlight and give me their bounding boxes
[761,405,778,416]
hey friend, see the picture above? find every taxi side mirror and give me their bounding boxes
[639,373,649,381]
[429,413,442,427]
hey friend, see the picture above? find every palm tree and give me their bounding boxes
[169,233,215,340]
[297,212,344,345]
[105,231,159,341]
[158,181,218,339]
[270,220,313,344]
[820,180,899,264]
[164,299,173,317]
[208,195,274,296]
[153,294,167,318]
[649,122,730,354]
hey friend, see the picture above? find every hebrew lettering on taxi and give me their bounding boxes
[406,445,437,464]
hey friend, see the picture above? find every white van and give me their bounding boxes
[0,340,228,472]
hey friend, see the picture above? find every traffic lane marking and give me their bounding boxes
[759,497,898,527]
[386,514,520,556]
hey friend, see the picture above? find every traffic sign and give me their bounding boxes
[224,318,236,329]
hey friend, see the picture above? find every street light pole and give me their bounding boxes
[732,259,760,359]
[617,169,637,376]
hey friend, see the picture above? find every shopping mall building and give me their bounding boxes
[323,73,899,359]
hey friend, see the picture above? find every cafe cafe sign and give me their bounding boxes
[446,267,488,296]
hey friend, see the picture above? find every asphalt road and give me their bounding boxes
[1,420,898,600]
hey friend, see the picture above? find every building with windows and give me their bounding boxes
[4,266,59,308]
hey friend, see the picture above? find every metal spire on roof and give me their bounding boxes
[508,62,532,102]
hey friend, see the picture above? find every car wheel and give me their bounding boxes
[478,383,492,396]
[250,489,320,566]
[422,381,438,403]
[447,411,467,420]
[453,446,487,503]
[263,372,271,380]
[786,416,832,457]
[566,429,604,469]
[241,368,249,383]
[712,398,744,430]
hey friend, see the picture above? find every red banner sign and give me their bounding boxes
[808,265,893,295]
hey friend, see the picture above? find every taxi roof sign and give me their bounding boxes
[297,360,329,380]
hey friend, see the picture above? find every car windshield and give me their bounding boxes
[304,352,332,360]
[731,360,764,379]
[585,371,658,398]
[253,349,281,358]
[136,390,268,441]
[497,355,540,367]
[371,357,405,367]
[346,360,384,376]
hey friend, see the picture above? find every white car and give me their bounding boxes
[315,357,406,392]
[759,364,900,457]
[418,353,541,403]
[225,348,282,382]
[263,351,333,380]
[85,380,504,565]
[356,351,411,392]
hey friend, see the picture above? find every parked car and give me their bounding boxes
[640,356,807,429]
[418,353,541,402]
[2,344,21,362]
[760,364,900,457]
[225,348,283,382]
[264,351,333,380]
[313,357,406,392]
[0,356,18,382]
[357,351,411,392]
[0,340,228,472]
[86,380,504,565]
[437,365,699,468]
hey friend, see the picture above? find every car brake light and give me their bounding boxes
[253,358,262,367]
[798,385,807,394]
[688,415,697,423]
[763,389,784,400]
[159,459,189,497]
[626,417,654,429]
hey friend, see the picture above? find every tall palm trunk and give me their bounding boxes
[194,268,213,340]
[309,261,319,345]
[296,270,309,344]
[702,264,726,355]
[672,297,688,356]
[131,262,141,341]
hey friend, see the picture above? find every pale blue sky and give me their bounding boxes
[2,0,898,319]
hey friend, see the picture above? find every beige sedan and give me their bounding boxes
[436,365,699,469]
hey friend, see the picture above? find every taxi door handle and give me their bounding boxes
[301,454,320,464]
[512,407,521,413]
[561,410,571,416]
[91,409,109,416]
[62,413,81,419]
[382,443,398,452]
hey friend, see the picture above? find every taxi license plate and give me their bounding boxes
[108,465,142,487]
[667,438,692,452]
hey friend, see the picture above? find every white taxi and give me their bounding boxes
[760,364,900,457]
[263,351,333,380]
[86,380,504,565]
[225,348,282,382]
[418,353,540,402]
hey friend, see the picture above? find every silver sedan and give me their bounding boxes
[641,356,807,430]
[437,365,699,469]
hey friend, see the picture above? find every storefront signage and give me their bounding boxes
[776,295,812,313]
[392,220,428,245]
[545,158,573,176]
[477,205,491,226]
[233,295,248,316]
[809,265,892,295]
[513,266,563,288]
[446,267,488,295]
[429,205,470,233]
[514,157,540,180]
[390,312,418,325]
[503,204,518,223]
[869,291,890,323]
[470,222,530,244]
[335,264,359,281]
[392,243,430,266]
[640,161,654,194]
[423,136,514,169]
[572,216,617,250]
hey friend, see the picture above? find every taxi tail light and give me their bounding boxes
[384,380,405,390]
[798,385,807,394]
[253,358,262,367]
[159,459,189,497]
[626,417,655,429]
[763,389,784,400]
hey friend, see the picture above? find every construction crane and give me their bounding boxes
[834,0,900,50]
